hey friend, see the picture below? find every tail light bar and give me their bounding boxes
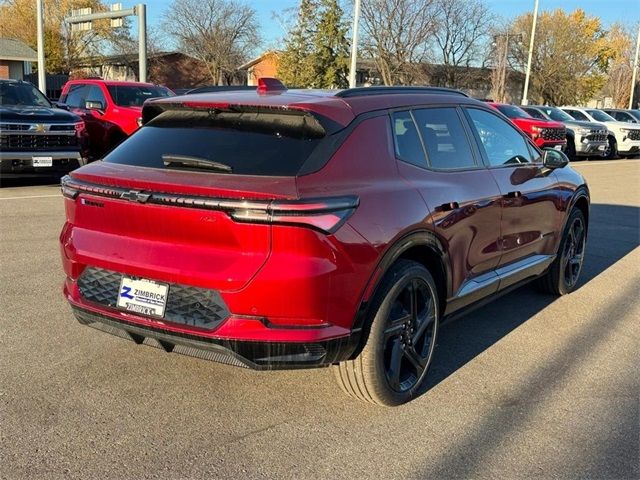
[61,176,358,234]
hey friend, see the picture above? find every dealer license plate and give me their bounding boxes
[117,276,169,318]
[32,156,53,167]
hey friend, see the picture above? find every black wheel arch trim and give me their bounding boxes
[346,229,451,359]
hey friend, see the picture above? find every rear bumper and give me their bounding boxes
[0,151,85,178]
[71,305,357,370]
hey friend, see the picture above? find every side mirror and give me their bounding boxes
[542,148,569,169]
[85,100,104,111]
[54,102,69,110]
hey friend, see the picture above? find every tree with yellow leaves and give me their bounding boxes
[508,8,614,105]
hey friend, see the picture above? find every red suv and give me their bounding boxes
[59,79,173,159]
[60,83,589,406]
[487,102,567,151]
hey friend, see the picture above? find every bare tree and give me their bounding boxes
[431,0,492,88]
[360,0,437,85]
[163,0,260,85]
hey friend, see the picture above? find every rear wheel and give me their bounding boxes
[537,208,587,295]
[334,260,439,406]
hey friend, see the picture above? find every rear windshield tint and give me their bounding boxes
[104,110,324,176]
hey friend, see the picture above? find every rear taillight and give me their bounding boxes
[61,176,358,234]
[229,196,359,234]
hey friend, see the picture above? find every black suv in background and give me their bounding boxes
[0,79,87,182]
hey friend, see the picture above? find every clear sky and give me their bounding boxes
[118,0,640,51]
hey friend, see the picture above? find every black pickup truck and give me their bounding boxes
[0,79,87,181]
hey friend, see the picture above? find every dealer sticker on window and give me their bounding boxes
[117,277,168,318]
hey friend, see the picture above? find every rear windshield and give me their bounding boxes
[104,110,324,176]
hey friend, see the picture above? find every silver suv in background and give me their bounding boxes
[602,109,640,124]
[560,107,640,159]
[521,105,608,160]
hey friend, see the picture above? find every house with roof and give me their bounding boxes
[0,38,37,80]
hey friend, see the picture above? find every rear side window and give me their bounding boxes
[392,111,427,168]
[104,110,324,176]
[466,108,534,166]
[413,108,476,169]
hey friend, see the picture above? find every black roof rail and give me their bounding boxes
[335,86,468,98]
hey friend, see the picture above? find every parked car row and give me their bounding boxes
[484,99,640,161]
[0,78,173,182]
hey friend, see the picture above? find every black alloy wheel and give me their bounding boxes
[383,278,437,393]
[561,214,586,289]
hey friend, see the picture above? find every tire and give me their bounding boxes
[565,138,577,161]
[604,136,617,160]
[334,260,439,406]
[536,208,587,295]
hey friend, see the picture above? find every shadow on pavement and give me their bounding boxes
[416,203,638,477]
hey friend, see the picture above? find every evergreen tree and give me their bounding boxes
[312,0,350,88]
[278,0,318,87]
[278,0,350,88]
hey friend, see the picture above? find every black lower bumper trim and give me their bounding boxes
[72,306,357,370]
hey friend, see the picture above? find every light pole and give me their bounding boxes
[66,4,148,82]
[36,0,46,93]
[521,0,539,105]
[348,0,361,88]
[629,23,640,109]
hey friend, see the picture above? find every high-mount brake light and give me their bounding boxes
[257,77,287,95]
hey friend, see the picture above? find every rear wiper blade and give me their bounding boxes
[162,154,233,173]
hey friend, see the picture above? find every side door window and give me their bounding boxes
[62,84,89,109]
[565,109,589,122]
[465,108,534,166]
[523,108,546,120]
[412,107,476,169]
[86,85,107,109]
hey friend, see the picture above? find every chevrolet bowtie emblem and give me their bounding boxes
[120,190,151,203]
[30,124,47,133]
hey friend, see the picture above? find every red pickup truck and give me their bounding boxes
[487,102,567,150]
[59,79,173,159]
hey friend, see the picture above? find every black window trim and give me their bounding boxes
[389,103,484,173]
[462,105,543,170]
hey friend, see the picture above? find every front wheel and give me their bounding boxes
[604,136,617,160]
[537,208,587,295]
[334,260,439,406]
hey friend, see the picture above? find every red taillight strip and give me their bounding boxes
[61,176,358,233]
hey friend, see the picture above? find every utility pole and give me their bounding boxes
[36,0,46,93]
[521,0,539,105]
[348,0,361,88]
[66,3,148,82]
[629,23,640,109]
[493,32,521,103]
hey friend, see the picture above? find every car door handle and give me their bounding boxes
[505,191,522,198]
[437,202,460,212]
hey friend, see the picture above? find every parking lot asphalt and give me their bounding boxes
[1,160,638,479]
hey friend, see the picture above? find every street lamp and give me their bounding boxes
[522,0,540,105]
[348,0,362,88]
